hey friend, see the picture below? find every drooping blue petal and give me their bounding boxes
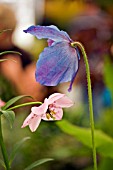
[48,25,72,41]
[35,41,78,90]
[68,67,79,92]
[23,25,71,42]
[76,47,81,60]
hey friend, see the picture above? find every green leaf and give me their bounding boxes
[0,159,5,168]
[1,110,15,128]
[2,95,32,110]
[9,137,30,165]
[56,120,113,158]
[24,158,54,170]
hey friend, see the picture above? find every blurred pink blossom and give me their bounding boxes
[21,93,73,132]
[0,99,5,107]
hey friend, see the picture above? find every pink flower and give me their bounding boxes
[21,93,73,132]
[0,99,5,107]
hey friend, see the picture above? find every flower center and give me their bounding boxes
[46,107,56,120]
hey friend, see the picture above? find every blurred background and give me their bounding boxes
[0,0,113,169]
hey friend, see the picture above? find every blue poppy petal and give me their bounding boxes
[49,25,72,42]
[68,68,79,92]
[76,47,81,60]
[35,41,79,90]
[23,25,71,42]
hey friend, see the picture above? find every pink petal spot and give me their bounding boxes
[21,112,35,128]
[47,39,54,46]
[29,116,42,132]
[21,112,42,132]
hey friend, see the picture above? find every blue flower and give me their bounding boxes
[24,25,80,91]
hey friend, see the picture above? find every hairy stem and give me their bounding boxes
[71,41,97,170]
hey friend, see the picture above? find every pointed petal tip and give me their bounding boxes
[68,87,72,92]
[23,30,27,33]
[30,128,36,132]
[29,125,38,132]
[23,25,35,33]
[21,125,24,128]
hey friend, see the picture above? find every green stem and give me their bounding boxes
[7,101,42,111]
[71,41,97,170]
[0,116,10,170]
[0,51,21,56]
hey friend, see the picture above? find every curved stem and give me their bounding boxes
[71,42,97,170]
[0,116,10,170]
[7,101,42,111]
[0,51,21,56]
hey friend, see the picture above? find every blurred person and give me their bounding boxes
[67,0,112,117]
[0,3,47,102]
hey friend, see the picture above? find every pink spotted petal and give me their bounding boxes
[29,116,42,132]
[48,93,73,108]
[21,112,42,132]
[31,101,48,115]
[53,107,63,120]
[48,93,65,105]
[55,96,74,108]
[21,112,34,128]
[22,101,49,132]
[21,111,40,128]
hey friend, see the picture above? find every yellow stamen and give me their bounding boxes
[50,110,56,115]
[46,113,51,120]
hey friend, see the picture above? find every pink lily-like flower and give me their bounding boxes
[21,93,73,132]
[0,99,5,107]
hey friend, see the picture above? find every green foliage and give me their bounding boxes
[1,110,15,129]
[0,95,32,129]
[24,158,54,170]
[98,158,113,170]
[0,159,5,168]
[2,95,32,110]
[9,137,30,165]
[56,119,113,158]
[0,75,15,102]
